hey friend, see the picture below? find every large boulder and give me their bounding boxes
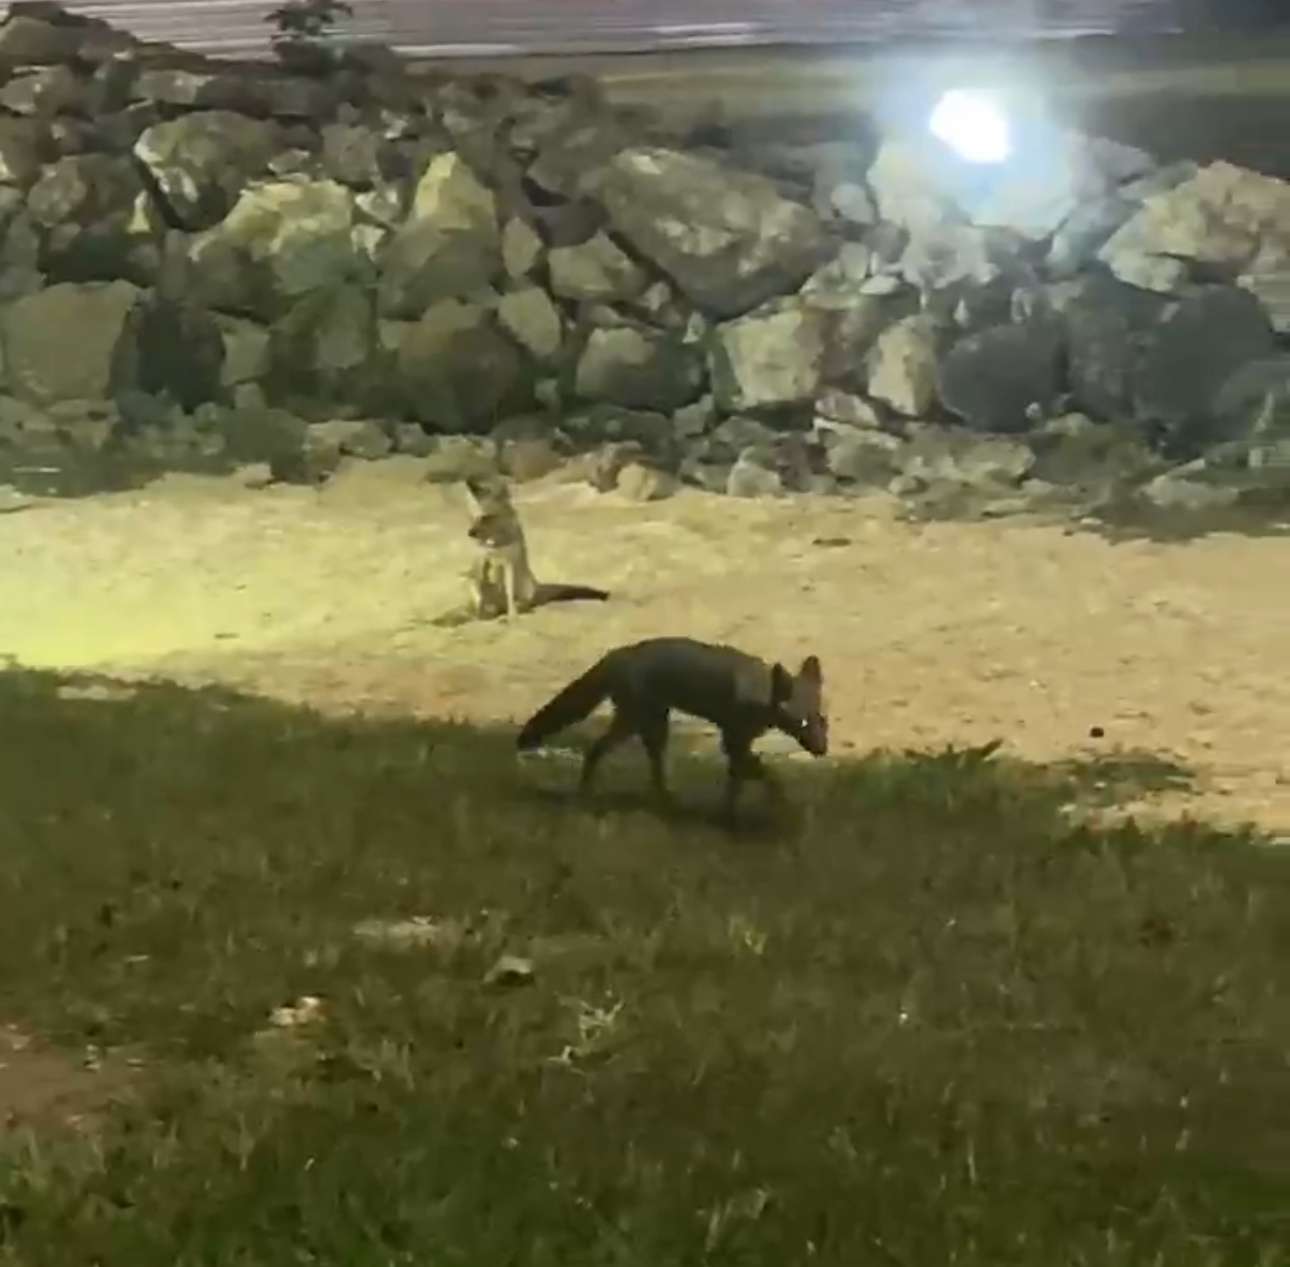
[1061,275,1167,421]
[573,323,704,412]
[597,146,832,318]
[265,282,382,408]
[133,111,282,231]
[547,231,649,304]
[0,116,47,188]
[1132,285,1277,450]
[498,284,564,362]
[0,279,141,403]
[111,292,226,411]
[937,316,1064,434]
[26,153,163,284]
[392,298,526,432]
[1098,161,1290,325]
[710,301,828,413]
[186,178,367,321]
[377,151,500,319]
[866,314,940,418]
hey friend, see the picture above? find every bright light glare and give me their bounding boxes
[928,90,1011,164]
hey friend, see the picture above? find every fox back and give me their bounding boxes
[604,637,829,756]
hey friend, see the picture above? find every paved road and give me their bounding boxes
[46,0,1276,59]
[38,3,1290,174]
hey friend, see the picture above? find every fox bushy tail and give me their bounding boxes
[532,583,610,608]
[516,659,612,750]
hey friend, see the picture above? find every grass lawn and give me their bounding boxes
[0,668,1285,1265]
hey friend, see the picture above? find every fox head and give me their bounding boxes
[771,654,828,757]
[467,511,514,547]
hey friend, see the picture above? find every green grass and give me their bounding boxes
[0,669,1286,1266]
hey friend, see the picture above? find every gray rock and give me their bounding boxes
[1062,276,1168,421]
[132,66,262,113]
[319,123,391,190]
[1211,356,1290,452]
[672,395,716,438]
[1027,413,1160,500]
[818,423,902,485]
[134,111,280,230]
[501,216,543,279]
[548,231,648,304]
[1140,471,1241,512]
[574,324,703,412]
[598,146,832,318]
[866,314,940,418]
[0,63,85,116]
[1132,285,1277,449]
[112,293,226,413]
[1046,196,1136,277]
[0,116,47,187]
[377,152,500,319]
[1100,160,1289,277]
[865,138,961,236]
[393,299,526,433]
[815,389,882,428]
[710,301,828,413]
[219,317,271,387]
[615,460,677,501]
[899,425,1035,491]
[188,178,365,321]
[1240,251,1290,334]
[826,180,876,226]
[305,418,393,460]
[0,12,90,64]
[265,283,381,408]
[1,279,141,404]
[799,242,873,308]
[26,153,161,285]
[704,415,780,461]
[418,433,498,483]
[936,317,1064,435]
[726,450,784,497]
[498,285,563,361]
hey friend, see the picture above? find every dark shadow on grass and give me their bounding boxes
[0,666,1286,1267]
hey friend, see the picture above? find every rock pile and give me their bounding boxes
[0,1,1285,518]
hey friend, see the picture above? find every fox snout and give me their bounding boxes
[784,712,828,757]
[800,719,829,757]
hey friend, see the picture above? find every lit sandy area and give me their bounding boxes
[3,459,1286,834]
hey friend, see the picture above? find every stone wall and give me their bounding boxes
[0,0,1285,519]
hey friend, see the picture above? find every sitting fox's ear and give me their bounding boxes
[770,663,794,702]
[799,654,823,683]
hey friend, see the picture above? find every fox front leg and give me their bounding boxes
[503,566,520,620]
[720,738,783,825]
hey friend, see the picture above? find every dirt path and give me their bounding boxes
[2,459,1287,834]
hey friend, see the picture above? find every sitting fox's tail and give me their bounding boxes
[532,582,610,608]
[516,658,612,750]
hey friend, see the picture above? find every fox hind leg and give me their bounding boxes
[636,710,674,808]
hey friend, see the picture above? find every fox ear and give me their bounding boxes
[770,663,795,703]
[799,654,823,684]
[462,480,483,515]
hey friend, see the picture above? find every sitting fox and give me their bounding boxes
[517,636,828,820]
[433,474,610,627]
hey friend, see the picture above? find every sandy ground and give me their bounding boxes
[2,459,1287,835]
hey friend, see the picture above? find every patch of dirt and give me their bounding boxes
[2,458,1287,834]
[0,1025,140,1138]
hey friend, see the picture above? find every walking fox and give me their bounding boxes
[516,636,828,819]
[433,474,610,626]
